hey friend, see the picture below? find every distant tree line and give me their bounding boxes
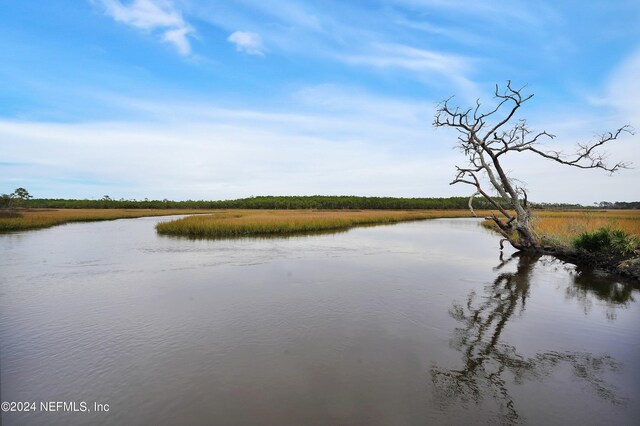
[20,195,639,210]
[24,195,500,210]
[536,201,640,210]
[594,201,640,209]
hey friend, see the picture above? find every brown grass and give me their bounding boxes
[481,210,640,245]
[4,208,637,242]
[155,209,495,238]
[531,210,640,243]
[0,209,215,232]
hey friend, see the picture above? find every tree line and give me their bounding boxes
[16,195,639,210]
[23,195,500,210]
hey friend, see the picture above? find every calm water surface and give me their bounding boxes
[1,216,638,425]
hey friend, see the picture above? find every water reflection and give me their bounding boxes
[567,267,636,320]
[159,227,350,241]
[431,253,628,424]
[157,220,433,242]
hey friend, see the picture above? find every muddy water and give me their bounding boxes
[1,216,638,425]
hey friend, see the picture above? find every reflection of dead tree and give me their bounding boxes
[434,81,633,252]
[431,253,627,424]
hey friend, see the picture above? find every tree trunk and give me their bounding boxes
[514,217,539,251]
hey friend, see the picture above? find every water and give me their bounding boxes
[1,216,638,425]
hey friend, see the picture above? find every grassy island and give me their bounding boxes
[153,208,640,241]
[154,209,491,238]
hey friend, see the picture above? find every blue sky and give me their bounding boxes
[1,0,639,203]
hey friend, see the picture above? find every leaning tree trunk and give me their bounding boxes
[481,150,542,252]
[488,205,540,252]
[513,212,539,252]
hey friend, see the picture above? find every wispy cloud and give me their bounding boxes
[162,27,192,55]
[389,0,553,27]
[227,31,265,56]
[98,0,194,55]
[602,48,640,123]
[0,121,450,200]
[393,18,488,47]
[292,84,432,123]
[344,43,468,73]
[341,43,479,97]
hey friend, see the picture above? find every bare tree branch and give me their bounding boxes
[521,126,634,173]
[468,192,480,217]
[434,81,633,252]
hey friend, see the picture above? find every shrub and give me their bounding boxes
[574,228,638,257]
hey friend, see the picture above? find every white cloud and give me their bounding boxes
[99,0,194,55]
[227,31,266,56]
[0,118,451,200]
[1,87,637,203]
[345,43,467,74]
[394,18,489,46]
[390,0,553,27]
[0,89,457,200]
[162,27,192,55]
[602,48,640,124]
[292,84,432,123]
[341,43,480,99]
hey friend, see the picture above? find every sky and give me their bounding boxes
[1,0,639,204]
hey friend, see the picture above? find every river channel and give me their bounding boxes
[1,216,638,425]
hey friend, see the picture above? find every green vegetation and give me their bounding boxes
[574,228,638,258]
[1,187,32,212]
[24,195,504,210]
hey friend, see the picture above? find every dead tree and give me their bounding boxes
[434,81,633,252]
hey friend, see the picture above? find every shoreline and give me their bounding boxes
[549,247,640,281]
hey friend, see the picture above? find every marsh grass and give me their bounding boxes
[481,210,640,250]
[0,209,214,232]
[532,210,640,243]
[4,208,638,243]
[155,209,494,238]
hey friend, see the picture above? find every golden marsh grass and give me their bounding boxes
[0,209,215,232]
[531,210,640,243]
[3,208,638,242]
[154,209,494,238]
[481,210,640,245]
